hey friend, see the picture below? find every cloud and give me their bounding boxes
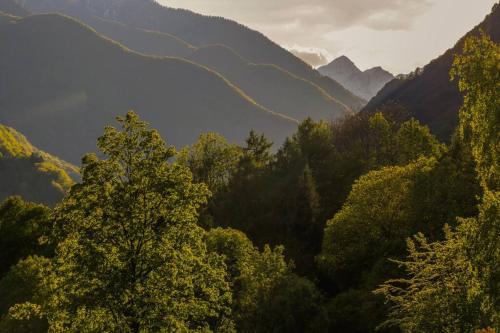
[286,45,332,67]
[164,0,434,31]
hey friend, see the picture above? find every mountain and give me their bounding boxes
[0,13,297,163]
[62,15,352,121]
[318,56,394,101]
[0,124,78,205]
[185,45,351,121]
[14,0,366,112]
[362,4,500,141]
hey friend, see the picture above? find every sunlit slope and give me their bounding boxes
[0,13,297,163]
[0,124,77,205]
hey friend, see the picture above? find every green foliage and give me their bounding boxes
[0,196,52,277]
[0,256,49,332]
[375,228,481,332]
[318,159,435,289]
[452,32,500,190]
[177,132,241,195]
[309,289,384,333]
[376,191,499,332]
[377,33,500,333]
[395,119,444,164]
[11,112,233,332]
[0,124,35,158]
[213,130,274,235]
[205,228,321,332]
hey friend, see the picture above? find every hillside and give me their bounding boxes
[15,0,366,112]
[0,13,297,163]
[0,124,77,205]
[60,15,351,121]
[318,56,394,101]
[362,3,500,141]
[186,45,350,121]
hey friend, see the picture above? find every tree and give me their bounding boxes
[317,159,436,290]
[0,256,49,333]
[177,132,241,195]
[377,33,499,332]
[10,112,233,332]
[0,197,52,277]
[205,228,321,332]
[212,130,273,235]
[451,32,499,190]
[395,118,444,165]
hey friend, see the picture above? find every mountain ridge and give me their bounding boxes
[318,55,394,101]
[14,0,366,111]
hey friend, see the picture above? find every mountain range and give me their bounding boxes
[0,0,498,164]
[0,12,298,163]
[318,56,394,101]
[362,3,500,141]
[14,0,366,111]
[0,0,377,165]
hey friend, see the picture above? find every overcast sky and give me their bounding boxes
[159,0,496,74]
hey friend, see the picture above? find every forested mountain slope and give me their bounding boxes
[0,13,297,163]
[0,124,77,205]
[362,3,500,141]
[15,0,366,112]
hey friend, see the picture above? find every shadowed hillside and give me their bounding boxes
[362,3,500,141]
[62,15,352,121]
[15,0,366,112]
[186,45,351,121]
[0,124,77,205]
[0,13,297,163]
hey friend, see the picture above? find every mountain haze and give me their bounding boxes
[318,56,394,101]
[363,3,500,141]
[0,13,297,163]
[15,0,366,112]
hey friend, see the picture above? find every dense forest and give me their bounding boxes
[0,31,498,333]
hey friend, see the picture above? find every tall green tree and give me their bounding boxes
[452,32,499,190]
[177,132,241,195]
[10,112,233,332]
[377,33,499,332]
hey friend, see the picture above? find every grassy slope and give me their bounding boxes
[0,13,297,163]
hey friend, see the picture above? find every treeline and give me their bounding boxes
[0,35,497,332]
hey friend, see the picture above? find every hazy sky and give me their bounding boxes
[159,0,496,74]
